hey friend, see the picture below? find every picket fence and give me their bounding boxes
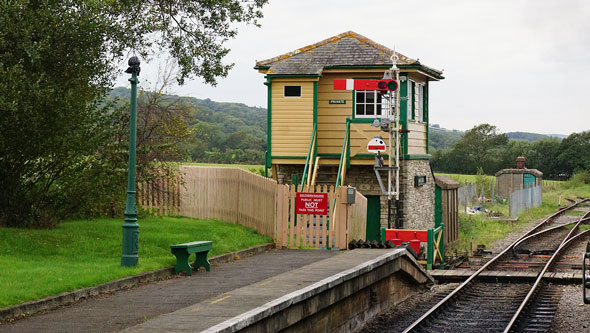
[275,185,367,250]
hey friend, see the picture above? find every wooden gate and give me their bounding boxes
[276,185,352,249]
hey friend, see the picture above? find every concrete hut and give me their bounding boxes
[255,31,444,239]
[495,156,543,198]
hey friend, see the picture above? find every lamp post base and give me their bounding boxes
[121,221,139,267]
[121,254,139,266]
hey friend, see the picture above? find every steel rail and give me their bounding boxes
[503,210,590,332]
[402,199,588,333]
[512,216,590,251]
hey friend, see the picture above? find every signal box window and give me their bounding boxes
[355,90,390,118]
[284,85,301,97]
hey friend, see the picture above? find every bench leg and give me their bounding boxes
[171,250,192,276]
[194,252,211,272]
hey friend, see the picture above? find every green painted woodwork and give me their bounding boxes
[425,82,429,154]
[324,65,445,79]
[255,64,444,80]
[435,185,442,228]
[399,76,409,157]
[410,81,415,120]
[170,241,212,276]
[402,154,432,160]
[291,173,299,187]
[349,118,375,124]
[313,81,318,127]
[300,124,317,190]
[426,225,445,270]
[265,77,272,168]
[366,196,381,241]
[335,119,351,189]
[121,68,140,267]
[524,173,536,189]
[313,81,318,160]
[380,227,386,242]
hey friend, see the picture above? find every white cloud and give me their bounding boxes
[116,0,590,135]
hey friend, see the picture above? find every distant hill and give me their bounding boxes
[109,87,267,164]
[428,126,567,150]
[429,126,463,150]
[505,131,565,142]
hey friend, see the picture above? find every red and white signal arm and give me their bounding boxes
[333,79,398,91]
[367,137,387,153]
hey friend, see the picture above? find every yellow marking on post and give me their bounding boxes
[210,295,231,304]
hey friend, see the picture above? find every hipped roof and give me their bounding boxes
[255,31,444,79]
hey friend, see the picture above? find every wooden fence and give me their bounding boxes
[139,166,277,239]
[275,185,367,249]
[139,166,367,249]
[138,171,182,216]
[348,189,367,242]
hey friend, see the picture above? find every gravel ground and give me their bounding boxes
[360,205,590,332]
[551,285,590,332]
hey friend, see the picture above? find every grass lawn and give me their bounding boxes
[0,216,271,308]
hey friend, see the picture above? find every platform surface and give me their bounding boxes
[124,249,413,332]
[0,249,338,333]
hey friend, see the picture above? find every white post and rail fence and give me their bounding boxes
[138,166,368,249]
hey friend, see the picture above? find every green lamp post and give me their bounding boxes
[121,56,141,267]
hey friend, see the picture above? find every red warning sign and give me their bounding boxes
[296,192,328,215]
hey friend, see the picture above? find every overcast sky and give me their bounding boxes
[116,0,590,135]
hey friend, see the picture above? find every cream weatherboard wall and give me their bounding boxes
[270,78,315,162]
[317,72,386,163]
[404,73,428,156]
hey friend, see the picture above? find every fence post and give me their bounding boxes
[427,227,434,270]
[439,226,445,269]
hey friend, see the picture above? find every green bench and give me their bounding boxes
[170,241,212,276]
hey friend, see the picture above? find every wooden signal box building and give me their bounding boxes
[255,31,444,240]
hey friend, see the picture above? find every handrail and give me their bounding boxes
[300,123,317,191]
[330,119,350,233]
[334,119,350,190]
[310,156,320,186]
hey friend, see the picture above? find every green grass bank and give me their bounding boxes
[0,217,271,308]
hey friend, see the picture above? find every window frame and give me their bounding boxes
[283,85,302,98]
[354,90,391,119]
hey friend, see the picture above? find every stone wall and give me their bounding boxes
[274,159,435,230]
[399,160,435,230]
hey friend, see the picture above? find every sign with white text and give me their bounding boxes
[296,192,328,215]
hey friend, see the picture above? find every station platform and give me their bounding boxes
[0,248,432,333]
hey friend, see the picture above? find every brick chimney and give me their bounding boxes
[516,156,526,169]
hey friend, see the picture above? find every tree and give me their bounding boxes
[450,124,508,174]
[558,132,590,177]
[0,0,267,227]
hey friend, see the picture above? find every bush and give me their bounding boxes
[567,171,590,188]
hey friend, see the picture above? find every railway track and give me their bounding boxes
[402,199,590,333]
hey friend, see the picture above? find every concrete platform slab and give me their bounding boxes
[0,249,338,333]
[125,249,433,333]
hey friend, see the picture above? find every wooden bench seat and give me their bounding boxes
[170,241,212,276]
